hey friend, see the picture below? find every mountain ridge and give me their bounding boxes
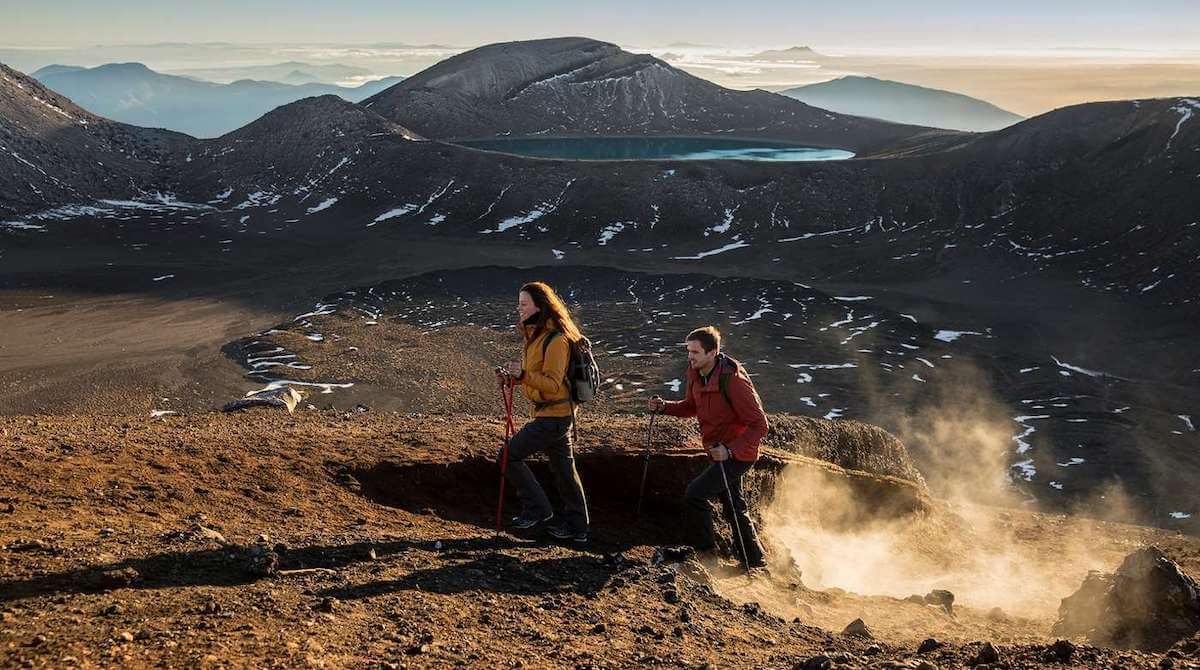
[779,75,1024,132]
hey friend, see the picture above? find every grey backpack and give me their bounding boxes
[542,332,601,404]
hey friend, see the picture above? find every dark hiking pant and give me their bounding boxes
[500,416,589,532]
[685,459,766,567]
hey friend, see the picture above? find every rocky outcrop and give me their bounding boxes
[1054,546,1200,651]
[765,415,926,490]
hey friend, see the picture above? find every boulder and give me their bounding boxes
[1053,546,1200,651]
[925,589,955,616]
[842,618,873,638]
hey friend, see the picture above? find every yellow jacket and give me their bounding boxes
[520,322,573,418]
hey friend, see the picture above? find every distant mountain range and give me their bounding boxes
[31,63,404,137]
[748,46,827,62]
[778,76,1024,132]
[166,61,373,85]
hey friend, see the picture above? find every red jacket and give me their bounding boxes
[662,354,769,462]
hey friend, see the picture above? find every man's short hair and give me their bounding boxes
[686,326,721,353]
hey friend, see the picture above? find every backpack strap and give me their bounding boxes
[533,330,572,411]
[684,366,733,409]
[540,329,560,359]
[718,369,732,408]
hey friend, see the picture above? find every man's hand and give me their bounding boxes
[504,361,522,378]
[494,366,510,388]
[647,396,666,413]
[708,443,730,461]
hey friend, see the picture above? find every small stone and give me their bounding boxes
[795,654,831,670]
[191,525,227,544]
[986,607,1009,622]
[906,594,927,604]
[842,618,873,639]
[313,597,337,613]
[916,662,938,670]
[94,567,140,590]
[679,610,691,623]
[918,638,944,653]
[134,628,153,641]
[591,623,607,634]
[367,547,378,560]
[972,642,1000,665]
[29,634,47,647]
[864,645,883,656]
[663,589,680,604]
[118,631,134,643]
[1048,639,1076,662]
[1160,658,1175,670]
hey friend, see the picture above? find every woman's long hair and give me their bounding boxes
[519,281,582,344]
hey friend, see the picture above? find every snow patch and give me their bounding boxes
[934,330,984,342]
[1167,98,1200,150]
[598,221,628,246]
[670,239,750,260]
[306,197,338,214]
[370,204,417,225]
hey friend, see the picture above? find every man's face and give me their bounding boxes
[686,339,717,371]
[517,290,539,322]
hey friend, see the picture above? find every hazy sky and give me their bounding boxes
[5,0,1200,50]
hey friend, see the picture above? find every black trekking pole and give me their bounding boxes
[635,411,658,517]
[717,456,752,575]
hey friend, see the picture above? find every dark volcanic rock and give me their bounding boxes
[1054,546,1200,651]
[918,637,944,653]
[971,641,1000,665]
[924,589,955,616]
[92,567,140,590]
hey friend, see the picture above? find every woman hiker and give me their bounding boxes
[496,281,590,543]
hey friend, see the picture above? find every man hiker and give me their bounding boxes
[648,326,769,569]
[495,281,591,543]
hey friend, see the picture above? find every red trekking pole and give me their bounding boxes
[495,375,517,534]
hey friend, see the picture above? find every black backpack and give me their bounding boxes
[542,331,601,404]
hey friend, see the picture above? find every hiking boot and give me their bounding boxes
[546,522,589,544]
[509,512,552,529]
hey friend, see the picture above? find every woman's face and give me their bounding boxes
[517,290,539,322]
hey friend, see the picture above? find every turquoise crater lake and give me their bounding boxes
[456,136,855,162]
